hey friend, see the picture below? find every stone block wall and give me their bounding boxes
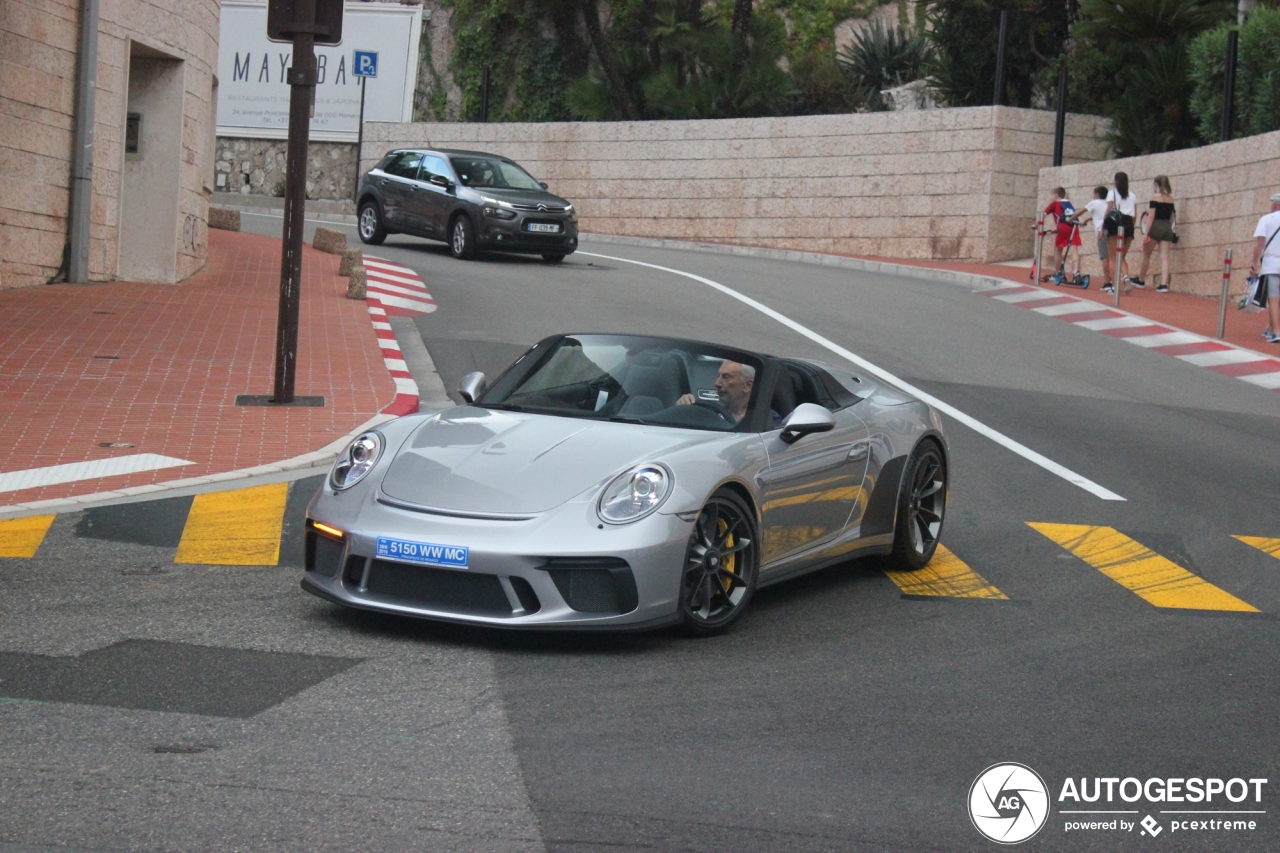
[214,138,358,200]
[364,107,1111,262]
[1,0,219,289]
[1038,130,1280,296]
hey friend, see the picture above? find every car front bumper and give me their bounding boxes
[302,497,689,630]
[478,215,578,255]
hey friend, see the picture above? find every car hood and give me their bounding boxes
[465,186,571,209]
[379,408,704,515]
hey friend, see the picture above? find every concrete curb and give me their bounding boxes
[578,232,1014,292]
[0,413,398,521]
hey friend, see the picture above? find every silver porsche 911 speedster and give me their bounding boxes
[303,333,949,635]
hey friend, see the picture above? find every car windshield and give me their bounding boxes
[450,156,543,190]
[478,335,764,432]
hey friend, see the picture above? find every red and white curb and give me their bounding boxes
[978,283,1280,392]
[362,256,437,416]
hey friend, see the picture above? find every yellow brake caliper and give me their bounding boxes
[717,517,736,591]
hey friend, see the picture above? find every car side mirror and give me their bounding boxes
[429,174,453,191]
[458,371,487,404]
[539,181,549,190]
[779,403,835,444]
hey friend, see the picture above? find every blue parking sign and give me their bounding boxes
[353,50,378,78]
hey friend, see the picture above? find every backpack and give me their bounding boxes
[1058,200,1079,226]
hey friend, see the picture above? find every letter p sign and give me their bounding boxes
[354,50,378,78]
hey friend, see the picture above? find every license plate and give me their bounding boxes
[376,537,469,569]
[526,223,560,233]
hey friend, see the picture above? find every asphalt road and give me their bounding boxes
[3,215,1277,852]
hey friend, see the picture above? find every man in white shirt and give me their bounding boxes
[1084,186,1111,284]
[1248,192,1280,343]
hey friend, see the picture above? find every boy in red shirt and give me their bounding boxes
[1042,187,1083,280]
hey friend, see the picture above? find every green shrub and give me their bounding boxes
[836,19,929,110]
[1189,5,1280,142]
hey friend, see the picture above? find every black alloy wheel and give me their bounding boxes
[542,253,565,263]
[357,201,386,245]
[450,215,476,259]
[889,440,947,570]
[679,489,758,636]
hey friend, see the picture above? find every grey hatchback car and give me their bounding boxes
[356,148,579,262]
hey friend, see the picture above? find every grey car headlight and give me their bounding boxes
[330,431,384,491]
[598,464,672,524]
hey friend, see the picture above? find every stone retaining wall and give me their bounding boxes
[1038,130,1280,296]
[214,138,357,200]
[363,107,1111,262]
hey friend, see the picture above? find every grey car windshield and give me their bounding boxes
[479,335,763,432]
[450,157,543,190]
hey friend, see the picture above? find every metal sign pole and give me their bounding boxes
[353,76,366,203]
[1218,248,1233,339]
[272,0,318,404]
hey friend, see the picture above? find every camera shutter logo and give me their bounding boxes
[969,763,1051,844]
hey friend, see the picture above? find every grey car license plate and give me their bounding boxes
[376,536,469,569]
[526,223,560,233]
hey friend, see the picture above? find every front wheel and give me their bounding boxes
[450,215,477,259]
[888,440,947,570]
[679,489,758,637]
[357,201,386,245]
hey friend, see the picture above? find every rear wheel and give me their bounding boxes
[888,440,947,570]
[357,201,386,245]
[450,215,476,259]
[542,253,565,263]
[679,489,758,637]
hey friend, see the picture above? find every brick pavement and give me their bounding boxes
[0,230,395,508]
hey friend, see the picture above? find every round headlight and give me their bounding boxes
[330,431,384,490]
[598,464,672,524]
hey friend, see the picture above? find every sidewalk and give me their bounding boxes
[863,257,1277,355]
[0,229,395,510]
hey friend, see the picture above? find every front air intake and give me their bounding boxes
[543,558,638,615]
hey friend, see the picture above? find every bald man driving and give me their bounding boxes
[676,360,754,423]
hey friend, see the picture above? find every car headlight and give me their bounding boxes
[330,431,384,490]
[598,464,672,524]
[483,205,517,220]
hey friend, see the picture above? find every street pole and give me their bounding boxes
[353,76,366,203]
[480,65,490,123]
[1053,64,1068,167]
[273,0,317,404]
[1218,248,1233,339]
[992,10,1008,107]
[1221,30,1239,143]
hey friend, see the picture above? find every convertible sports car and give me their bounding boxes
[303,333,949,635]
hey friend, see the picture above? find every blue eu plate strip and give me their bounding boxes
[376,537,469,569]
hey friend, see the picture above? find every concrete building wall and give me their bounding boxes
[0,0,219,290]
[364,107,1112,262]
[214,138,358,200]
[1038,130,1280,296]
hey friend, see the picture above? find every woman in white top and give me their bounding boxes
[1103,171,1139,292]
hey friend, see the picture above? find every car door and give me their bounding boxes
[378,151,424,228]
[757,363,870,566]
[411,154,455,236]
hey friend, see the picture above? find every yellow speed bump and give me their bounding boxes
[0,514,56,558]
[883,544,1009,599]
[1029,523,1258,612]
[175,483,289,565]
[1233,536,1280,561]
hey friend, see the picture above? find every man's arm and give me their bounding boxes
[1250,235,1266,273]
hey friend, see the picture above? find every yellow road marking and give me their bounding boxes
[883,544,1009,599]
[1234,536,1280,560]
[762,486,865,511]
[0,515,56,558]
[175,483,289,565]
[1029,523,1259,612]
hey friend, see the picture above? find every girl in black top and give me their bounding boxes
[1136,175,1176,292]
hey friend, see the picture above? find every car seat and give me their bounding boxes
[770,369,799,420]
[618,352,689,414]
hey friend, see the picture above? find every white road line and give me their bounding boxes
[0,454,194,494]
[366,270,430,288]
[1178,349,1270,367]
[1074,316,1152,331]
[1239,371,1280,388]
[362,258,414,274]
[366,279,432,299]
[1124,331,1204,348]
[1033,300,1107,316]
[579,250,1126,501]
[383,358,409,372]
[993,290,1067,303]
[368,292,437,313]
